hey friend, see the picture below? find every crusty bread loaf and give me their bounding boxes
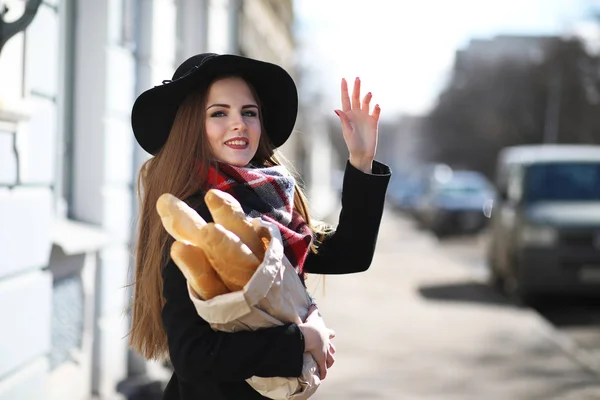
[156,193,207,245]
[157,190,269,297]
[204,189,266,261]
[170,241,229,300]
[195,222,260,292]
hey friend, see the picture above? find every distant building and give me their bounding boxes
[381,115,426,178]
[449,35,567,94]
[455,35,563,68]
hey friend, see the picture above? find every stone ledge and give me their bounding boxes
[52,218,111,256]
[0,99,32,123]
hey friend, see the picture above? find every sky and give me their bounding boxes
[294,0,600,119]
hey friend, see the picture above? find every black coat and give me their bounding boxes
[161,160,391,400]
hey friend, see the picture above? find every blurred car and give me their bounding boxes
[487,144,600,302]
[416,167,495,237]
[386,177,424,216]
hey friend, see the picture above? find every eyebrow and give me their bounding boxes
[206,103,258,110]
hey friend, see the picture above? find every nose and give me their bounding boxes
[230,113,247,132]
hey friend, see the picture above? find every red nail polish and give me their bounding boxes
[334,110,340,116]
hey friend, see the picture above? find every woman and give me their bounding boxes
[128,53,391,399]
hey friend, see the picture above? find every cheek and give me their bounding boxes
[205,121,224,143]
[249,121,262,140]
[251,132,262,148]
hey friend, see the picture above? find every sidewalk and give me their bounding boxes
[306,210,600,400]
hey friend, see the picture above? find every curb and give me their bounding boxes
[411,213,600,381]
[466,258,600,380]
[531,312,600,379]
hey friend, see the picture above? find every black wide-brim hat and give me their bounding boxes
[131,53,298,155]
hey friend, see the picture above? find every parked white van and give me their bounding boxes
[487,144,600,302]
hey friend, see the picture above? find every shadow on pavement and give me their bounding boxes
[417,281,514,308]
[418,282,600,327]
[533,296,600,328]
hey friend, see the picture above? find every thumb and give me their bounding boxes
[334,110,351,133]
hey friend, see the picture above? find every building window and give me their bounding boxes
[55,0,75,218]
[50,272,84,369]
[121,0,136,49]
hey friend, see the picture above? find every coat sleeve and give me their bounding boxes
[303,160,391,275]
[161,195,305,384]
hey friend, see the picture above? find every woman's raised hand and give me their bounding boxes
[334,77,381,173]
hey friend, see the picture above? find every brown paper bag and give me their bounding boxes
[187,218,320,399]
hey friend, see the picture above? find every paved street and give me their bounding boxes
[306,209,600,400]
[435,227,600,369]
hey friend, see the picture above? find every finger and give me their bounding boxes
[326,350,335,368]
[329,342,336,354]
[334,110,352,135]
[329,330,336,339]
[341,78,351,112]
[372,104,381,123]
[351,77,361,109]
[361,92,372,113]
[318,356,327,380]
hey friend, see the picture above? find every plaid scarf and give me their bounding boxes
[204,162,313,274]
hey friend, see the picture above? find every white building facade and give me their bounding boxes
[0,1,338,399]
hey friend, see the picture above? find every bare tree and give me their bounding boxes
[421,36,600,179]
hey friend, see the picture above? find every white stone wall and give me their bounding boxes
[0,1,58,398]
[207,0,233,54]
[0,0,142,398]
[175,0,208,64]
[72,0,139,396]
[0,1,310,398]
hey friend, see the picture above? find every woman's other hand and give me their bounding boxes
[335,77,381,174]
[299,318,336,380]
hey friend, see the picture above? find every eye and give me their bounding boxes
[210,110,226,117]
[242,110,258,117]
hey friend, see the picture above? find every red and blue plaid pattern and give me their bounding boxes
[205,162,313,273]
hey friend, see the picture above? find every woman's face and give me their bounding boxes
[204,77,262,167]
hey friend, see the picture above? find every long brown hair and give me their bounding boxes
[129,76,331,360]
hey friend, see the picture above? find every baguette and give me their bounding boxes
[205,189,266,261]
[156,193,207,245]
[156,191,267,296]
[170,241,229,300]
[195,222,260,292]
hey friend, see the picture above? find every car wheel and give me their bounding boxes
[430,217,448,238]
[503,257,536,306]
[486,252,504,291]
